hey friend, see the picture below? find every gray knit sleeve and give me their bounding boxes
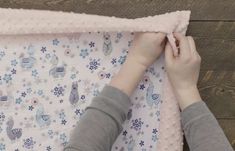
[63,85,131,151]
[181,101,233,151]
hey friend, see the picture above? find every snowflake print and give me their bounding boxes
[122,130,127,136]
[89,41,95,48]
[139,84,145,90]
[111,58,117,65]
[46,146,52,151]
[61,119,67,125]
[28,105,34,111]
[152,128,158,134]
[41,47,47,53]
[21,92,26,97]
[87,58,100,71]
[11,69,16,74]
[139,140,144,147]
[80,49,89,58]
[23,137,36,149]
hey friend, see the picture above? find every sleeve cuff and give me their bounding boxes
[181,101,212,128]
[86,85,131,132]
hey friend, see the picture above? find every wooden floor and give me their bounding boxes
[0,0,234,150]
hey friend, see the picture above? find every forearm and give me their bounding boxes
[64,56,146,151]
[64,85,131,151]
[110,56,146,96]
[181,101,233,151]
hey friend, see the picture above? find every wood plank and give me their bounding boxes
[188,22,235,39]
[219,119,235,149]
[194,38,235,71]
[0,0,235,20]
[183,119,235,151]
[198,71,235,118]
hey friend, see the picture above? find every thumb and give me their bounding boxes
[165,42,174,63]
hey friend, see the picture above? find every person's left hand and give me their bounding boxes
[127,32,166,68]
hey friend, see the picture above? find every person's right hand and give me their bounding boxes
[165,33,202,110]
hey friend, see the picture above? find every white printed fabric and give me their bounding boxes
[0,32,165,151]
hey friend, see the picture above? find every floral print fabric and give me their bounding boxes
[0,32,164,151]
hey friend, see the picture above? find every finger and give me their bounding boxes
[187,36,202,62]
[165,42,174,63]
[187,36,197,55]
[173,33,191,58]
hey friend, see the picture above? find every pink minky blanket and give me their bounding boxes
[0,8,190,151]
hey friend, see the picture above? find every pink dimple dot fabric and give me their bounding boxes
[0,8,190,151]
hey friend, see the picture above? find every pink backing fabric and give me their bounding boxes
[0,8,190,151]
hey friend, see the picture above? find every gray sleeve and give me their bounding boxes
[181,101,234,151]
[63,85,131,151]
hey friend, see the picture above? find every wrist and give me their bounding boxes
[174,86,202,110]
[109,56,147,96]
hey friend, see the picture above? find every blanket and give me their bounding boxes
[0,8,190,151]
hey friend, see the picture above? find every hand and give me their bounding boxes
[110,32,166,97]
[127,32,166,68]
[165,33,202,110]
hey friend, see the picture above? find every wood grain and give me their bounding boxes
[198,71,235,118]
[188,22,235,39]
[0,0,235,20]
[194,38,235,71]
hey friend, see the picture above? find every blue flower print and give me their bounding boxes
[3,74,12,83]
[87,58,100,71]
[31,69,38,77]
[52,85,65,97]
[80,49,89,58]
[11,59,18,66]
[118,56,126,65]
[0,112,5,123]
[15,98,22,104]
[0,143,5,151]
[131,118,144,131]
[23,137,36,149]
[0,51,5,60]
[59,111,66,119]
[52,39,60,45]
[152,135,157,142]
[45,53,51,59]
[37,90,44,96]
